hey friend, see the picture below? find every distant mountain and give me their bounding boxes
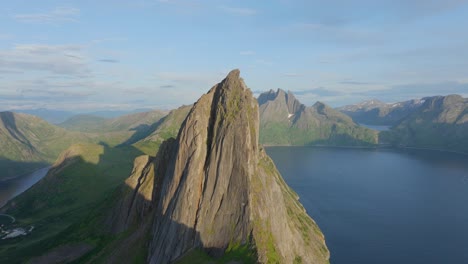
[258,89,378,146]
[58,110,167,133]
[87,108,153,118]
[133,105,192,155]
[380,94,468,153]
[339,98,424,126]
[0,112,94,179]
[14,108,75,124]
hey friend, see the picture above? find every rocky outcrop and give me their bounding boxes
[108,139,176,233]
[112,70,329,263]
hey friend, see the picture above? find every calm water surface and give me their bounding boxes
[0,167,49,208]
[266,147,468,264]
[359,123,391,131]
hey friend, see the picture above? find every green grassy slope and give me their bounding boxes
[133,105,191,156]
[0,112,99,179]
[0,143,143,263]
[0,110,169,180]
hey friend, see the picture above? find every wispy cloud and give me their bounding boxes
[221,6,257,16]
[13,7,80,23]
[293,88,344,97]
[0,44,91,76]
[98,59,119,63]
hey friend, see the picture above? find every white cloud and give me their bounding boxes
[14,7,80,23]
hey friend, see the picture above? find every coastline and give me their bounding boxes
[0,167,50,209]
[0,166,50,183]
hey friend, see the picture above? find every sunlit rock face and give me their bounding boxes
[113,70,329,264]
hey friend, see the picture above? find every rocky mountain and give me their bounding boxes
[339,98,424,126]
[380,94,468,152]
[113,70,329,263]
[258,89,378,146]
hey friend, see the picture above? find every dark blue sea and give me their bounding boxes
[267,147,468,264]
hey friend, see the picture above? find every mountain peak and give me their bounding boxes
[111,70,329,263]
[226,68,240,79]
[257,88,304,120]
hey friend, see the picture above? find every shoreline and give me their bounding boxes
[0,167,50,209]
[0,166,50,183]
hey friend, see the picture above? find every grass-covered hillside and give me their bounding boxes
[0,112,96,179]
[0,143,143,263]
[0,109,172,180]
[133,105,191,156]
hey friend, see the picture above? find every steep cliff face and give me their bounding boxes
[112,70,329,263]
[148,69,259,263]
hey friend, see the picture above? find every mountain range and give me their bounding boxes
[380,94,468,152]
[0,70,330,264]
[338,98,425,126]
[13,108,155,124]
[258,89,378,146]
[1,68,467,263]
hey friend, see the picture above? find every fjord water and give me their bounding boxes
[0,167,49,208]
[266,147,468,264]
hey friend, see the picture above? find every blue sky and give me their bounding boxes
[1,0,468,111]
